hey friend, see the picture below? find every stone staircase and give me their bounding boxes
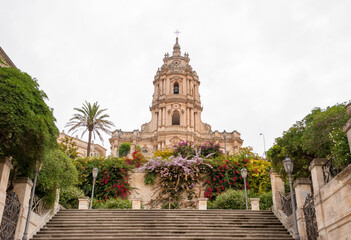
[31,209,293,239]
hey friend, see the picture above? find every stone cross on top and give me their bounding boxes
[174,29,181,38]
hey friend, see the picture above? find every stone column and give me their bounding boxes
[343,102,351,153]
[309,158,328,194]
[14,177,33,240]
[0,157,12,225]
[294,178,312,240]
[270,171,285,212]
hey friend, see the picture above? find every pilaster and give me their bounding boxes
[0,157,12,225]
[14,177,33,240]
[270,171,285,212]
[293,178,312,240]
[309,158,328,195]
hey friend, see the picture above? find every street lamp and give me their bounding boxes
[22,161,43,240]
[90,167,99,210]
[260,133,266,159]
[241,167,248,210]
[223,130,227,159]
[283,156,300,240]
[209,130,213,143]
[117,129,122,158]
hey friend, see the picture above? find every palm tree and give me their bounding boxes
[66,101,115,157]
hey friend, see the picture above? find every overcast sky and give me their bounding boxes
[1,0,351,156]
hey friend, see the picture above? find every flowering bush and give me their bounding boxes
[153,149,174,159]
[247,159,271,194]
[203,158,248,200]
[173,140,223,159]
[141,151,212,207]
[123,150,146,168]
[173,141,196,158]
[75,157,132,200]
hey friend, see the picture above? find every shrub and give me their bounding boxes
[211,190,251,209]
[119,142,131,157]
[258,191,273,210]
[59,186,85,209]
[94,198,132,209]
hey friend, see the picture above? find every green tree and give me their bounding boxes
[0,67,58,176]
[119,142,131,157]
[37,149,78,206]
[66,101,114,157]
[58,135,79,159]
[267,103,350,177]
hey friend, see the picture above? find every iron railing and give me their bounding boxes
[280,192,296,216]
[303,194,319,240]
[0,191,21,240]
[32,195,45,215]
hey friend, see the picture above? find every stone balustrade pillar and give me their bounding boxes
[293,178,312,240]
[13,177,33,240]
[309,158,328,195]
[198,198,208,210]
[131,199,141,209]
[78,198,90,209]
[270,171,285,212]
[250,198,260,210]
[0,157,12,225]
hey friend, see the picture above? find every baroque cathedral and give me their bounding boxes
[109,38,243,156]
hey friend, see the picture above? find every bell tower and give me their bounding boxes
[110,37,243,155]
[149,37,203,135]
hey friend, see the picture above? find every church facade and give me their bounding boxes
[109,38,243,156]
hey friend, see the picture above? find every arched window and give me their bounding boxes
[172,111,180,125]
[174,82,179,94]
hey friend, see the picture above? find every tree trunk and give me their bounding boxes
[87,130,92,157]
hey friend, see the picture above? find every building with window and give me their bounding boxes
[109,38,243,156]
[58,131,107,158]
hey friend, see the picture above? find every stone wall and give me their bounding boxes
[310,159,351,240]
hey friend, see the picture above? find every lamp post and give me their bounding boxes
[22,161,42,240]
[117,129,122,158]
[283,156,300,240]
[241,167,248,210]
[90,167,99,210]
[209,130,213,143]
[260,133,266,159]
[135,129,139,151]
[223,130,227,159]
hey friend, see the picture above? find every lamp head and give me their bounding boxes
[241,167,248,179]
[118,129,122,137]
[283,156,294,174]
[92,167,99,178]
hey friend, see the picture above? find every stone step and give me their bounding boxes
[31,209,293,240]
